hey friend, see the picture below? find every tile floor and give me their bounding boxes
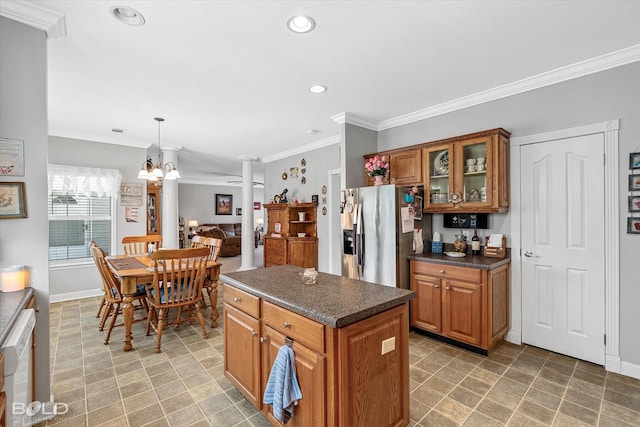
[42,264,640,426]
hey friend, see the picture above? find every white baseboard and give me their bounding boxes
[49,289,103,303]
[505,329,522,345]
[621,361,640,380]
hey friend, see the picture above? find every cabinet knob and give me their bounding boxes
[283,322,291,328]
[251,330,258,336]
[234,297,240,302]
[435,285,439,288]
[260,337,267,343]
[446,286,450,290]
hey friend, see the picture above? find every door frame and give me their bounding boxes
[509,119,620,372]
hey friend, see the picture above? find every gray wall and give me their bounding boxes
[0,16,51,404]
[264,144,341,272]
[178,183,264,227]
[377,62,640,366]
[48,136,147,299]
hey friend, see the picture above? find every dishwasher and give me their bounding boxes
[2,308,35,427]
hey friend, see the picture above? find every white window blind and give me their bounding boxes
[47,164,122,262]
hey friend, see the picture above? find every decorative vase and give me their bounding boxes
[374,175,384,186]
[454,234,467,253]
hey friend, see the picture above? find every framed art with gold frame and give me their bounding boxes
[0,181,27,219]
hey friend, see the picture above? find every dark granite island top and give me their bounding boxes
[220,264,415,328]
[0,288,34,347]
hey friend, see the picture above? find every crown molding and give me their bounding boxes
[330,112,378,131]
[0,0,66,38]
[378,45,640,131]
[261,135,340,163]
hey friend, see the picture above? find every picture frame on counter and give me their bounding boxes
[629,196,640,212]
[630,174,640,191]
[0,181,27,219]
[630,152,640,170]
[628,217,640,234]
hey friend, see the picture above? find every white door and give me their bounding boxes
[521,133,605,364]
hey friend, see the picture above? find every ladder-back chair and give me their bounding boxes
[190,235,223,327]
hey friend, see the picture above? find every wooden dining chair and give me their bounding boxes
[90,242,148,344]
[122,234,163,256]
[190,235,222,327]
[145,247,210,353]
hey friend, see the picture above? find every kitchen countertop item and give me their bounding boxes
[409,250,511,270]
[221,264,415,328]
[0,288,35,347]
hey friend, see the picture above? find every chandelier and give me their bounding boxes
[138,117,180,181]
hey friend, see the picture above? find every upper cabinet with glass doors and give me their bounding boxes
[423,128,510,213]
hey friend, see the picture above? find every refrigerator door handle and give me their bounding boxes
[355,203,364,279]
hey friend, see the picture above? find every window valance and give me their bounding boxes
[47,164,122,199]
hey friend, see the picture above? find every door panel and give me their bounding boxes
[521,134,604,364]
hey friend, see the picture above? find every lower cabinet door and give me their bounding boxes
[410,274,442,333]
[224,305,262,408]
[286,239,318,269]
[442,280,483,347]
[262,325,326,427]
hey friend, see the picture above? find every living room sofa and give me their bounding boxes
[195,223,256,257]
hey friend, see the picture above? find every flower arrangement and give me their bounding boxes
[365,155,390,177]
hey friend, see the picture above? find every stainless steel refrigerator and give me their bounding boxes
[341,184,431,289]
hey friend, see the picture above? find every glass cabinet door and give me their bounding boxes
[460,139,489,205]
[424,145,452,207]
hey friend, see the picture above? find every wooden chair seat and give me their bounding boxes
[145,247,210,353]
[190,235,222,327]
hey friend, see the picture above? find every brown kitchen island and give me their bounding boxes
[220,265,416,427]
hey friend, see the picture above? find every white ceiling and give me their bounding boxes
[3,1,640,185]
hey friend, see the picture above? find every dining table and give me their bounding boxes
[105,253,221,351]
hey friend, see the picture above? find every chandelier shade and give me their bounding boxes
[138,117,180,181]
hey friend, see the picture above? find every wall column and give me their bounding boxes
[239,155,258,271]
[161,147,180,248]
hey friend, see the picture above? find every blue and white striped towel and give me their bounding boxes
[263,345,302,423]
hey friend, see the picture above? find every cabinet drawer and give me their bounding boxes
[223,284,260,318]
[411,261,482,283]
[262,301,324,354]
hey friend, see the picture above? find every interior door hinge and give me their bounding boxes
[603,153,606,166]
[604,334,607,345]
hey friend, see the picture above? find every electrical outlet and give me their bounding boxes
[381,337,396,355]
[462,230,470,239]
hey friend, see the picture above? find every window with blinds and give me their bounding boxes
[47,164,121,263]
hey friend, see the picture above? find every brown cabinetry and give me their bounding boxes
[146,185,161,235]
[223,283,410,427]
[423,128,510,213]
[363,148,422,186]
[263,203,318,269]
[410,260,509,353]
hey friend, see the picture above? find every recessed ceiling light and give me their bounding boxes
[287,15,316,33]
[308,84,327,94]
[109,6,145,26]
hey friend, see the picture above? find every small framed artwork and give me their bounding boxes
[0,138,25,176]
[0,182,27,219]
[629,196,640,212]
[215,194,232,215]
[253,202,261,210]
[236,208,242,216]
[630,174,640,191]
[628,217,640,234]
[413,196,423,220]
[630,152,640,169]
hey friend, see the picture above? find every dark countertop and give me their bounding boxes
[220,265,415,328]
[409,251,511,269]
[0,288,34,348]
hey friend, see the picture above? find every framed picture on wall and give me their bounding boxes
[630,152,640,169]
[215,194,232,215]
[0,182,27,219]
[630,174,640,191]
[236,208,242,216]
[629,196,640,212]
[628,217,640,234]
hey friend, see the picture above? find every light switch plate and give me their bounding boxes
[381,337,396,355]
